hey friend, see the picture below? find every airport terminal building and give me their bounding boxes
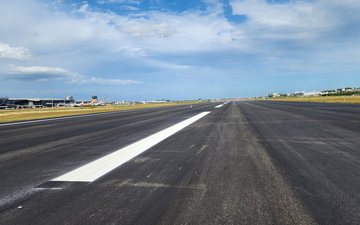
[1,97,75,108]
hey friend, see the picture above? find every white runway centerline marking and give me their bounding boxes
[215,104,224,108]
[52,111,211,182]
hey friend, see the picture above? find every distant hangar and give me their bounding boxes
[2,97,75,108]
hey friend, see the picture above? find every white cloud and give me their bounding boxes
[97,0,142,4]
[230,0,326,43]
[5,65,81,81]
[141,59,193,70]
[231,0,321,27]
[121,5,140,11]
[9,65,68,75]
[230,0,360,41]
[1,0,360,57]
[71,5,242,53]
[0,0,243,55]
[86,77,141,85]
[0,42,31,60]
[0,0,360,92]
[2,65,140,85]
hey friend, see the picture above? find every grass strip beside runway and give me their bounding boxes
[0,102,198,123]
[269,95,360,104]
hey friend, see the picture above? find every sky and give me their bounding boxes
[0,0,360,101]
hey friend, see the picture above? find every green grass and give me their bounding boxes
[0,102,200,123]
[269,95,360,104]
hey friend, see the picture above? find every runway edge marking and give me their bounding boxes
[51,111,211,182]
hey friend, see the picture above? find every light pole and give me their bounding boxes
[51,93,54,108]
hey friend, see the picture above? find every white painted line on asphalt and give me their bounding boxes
[52,111,211,182]
[215,104,224,108]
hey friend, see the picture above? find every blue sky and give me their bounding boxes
[0,0,359,101]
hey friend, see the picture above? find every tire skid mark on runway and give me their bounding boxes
[115,179,207,190]
[196,145,208,155]
[99,179,208,196]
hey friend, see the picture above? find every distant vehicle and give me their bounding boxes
[56,103,67,107]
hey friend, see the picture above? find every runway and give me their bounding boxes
[1,101,359,224]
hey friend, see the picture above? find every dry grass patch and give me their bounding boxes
[269,95,360,104]
[0,102,199,123]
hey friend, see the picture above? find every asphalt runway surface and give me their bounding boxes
[0,101,359,225]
